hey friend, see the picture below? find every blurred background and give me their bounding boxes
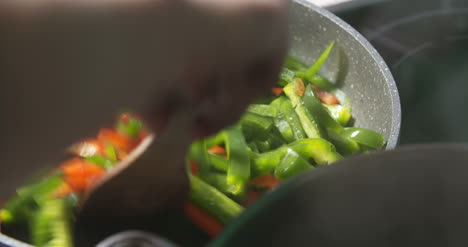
[317,0,468,144]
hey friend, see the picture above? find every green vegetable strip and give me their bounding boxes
[341,127,386,149]
[84,156,115,170]
[247,104,277,118]
[326,130,361,156]
[189,175,244,224]
[273,116,295,143]
[30,199,73,247]
[240,112,273,142]
[284,56,308,71]
[224,126,250,195]
[304,41,335,80]
[199,172,244,200]
[204,132,225,149]
[188,140,211,174]
[274,148,314,181]
[104,144,118,162]
[288,138,343,165]
[116,115,143,139]
[324,104,351,127]
[309,74,353,112]
[284,83,322,138]
[278,98,307,140]
[302,84,344,133]
[1,175,63,224]
[251,138,342,177]
[208,154,229,172]
[278,67,296,86]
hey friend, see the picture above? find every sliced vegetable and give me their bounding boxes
[247,104,277,118]
[326,130,361,156]
[324,104,351,126]
[84,155,115,170]
[248,174,280,190]
[116,113,144,139]
[208,146,227,157]
[183,202,223,237]
[189,175,244,224]
[284,81,323,138]
[274,148,313,181]
[1,175,63,224]
[341,127,386,149]
[30,199,73,247]
[284,57,307,71]
[298,41,335,81]
[312,85,340,105]
[276,97,307,141]
[98,128,134,153]
[271,88,283,96]
[278,67,296,86]
[240,112,273,142]
[60,158,105,194]
[224,126,250,195]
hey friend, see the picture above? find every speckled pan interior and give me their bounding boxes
[287,0,400,148]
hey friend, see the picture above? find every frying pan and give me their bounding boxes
[0,1,401,246]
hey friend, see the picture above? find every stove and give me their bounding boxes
[318,0,468,144]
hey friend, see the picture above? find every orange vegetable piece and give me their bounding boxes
[183,202,223,237]
[311,84,340,105]
[240,191,261,207]
[208,145,227,157]
[271,87,283,96]
[190,160,200,175]
[249,174,281,190]
[51,182,74,198]
[98,128,135,153]
[293,78,305,96]
[60,158,106,193]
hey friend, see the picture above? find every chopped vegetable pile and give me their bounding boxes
[0,42,386,246]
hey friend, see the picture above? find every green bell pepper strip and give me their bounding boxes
[326,130,361,156]
[277,97,307,141]
[278,67,296,86]
[324,104,351,127]
[251,138,342,177]
[1,174,63,224]
[224,126,251,195]
[189,175,244,224]
[309,74,353,112]
[240,112,273,142]
[248,142,259,153]
[208,154,229,172]
[104,144,118,162]
[284,56,308,71]
[247,104,277,118]
[295,41,335,81]
[204,132,225,149]
[341,127,386,149]
[303,84,344,134]
[255,139,271,153]
[199,172,245,200]
[274,148,314,181]
[270,97,295,143]
[84,155,115,170]
[116,115,144,139]
[284,82,323,138]
[273,116,295,143]
[288,138,343,165]
[30,198,73,247]
[188,140,211,174]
